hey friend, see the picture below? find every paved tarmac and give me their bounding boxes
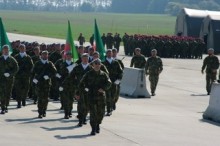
[1,33,220,146]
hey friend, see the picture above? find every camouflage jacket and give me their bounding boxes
[32,60,57,85]
[130,55,146,69]
[49,51,62,64]
[145,56,163,75]
[202,55,219,74]
[102,59,123,82]
[0,55,19,80]
[78,69,112,100]
[14,54,33,78]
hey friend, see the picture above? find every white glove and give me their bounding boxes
[114,79,120,85]
[85,88,89,92]
[56,73,61,78]
[43,75,49,80]
[59,87,64,91]
[33,79,38,84]
[4,73,10,77]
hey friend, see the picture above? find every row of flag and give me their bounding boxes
[0,18,106,61]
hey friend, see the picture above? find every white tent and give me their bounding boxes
[200,15,220,53]
[175,8,220,38]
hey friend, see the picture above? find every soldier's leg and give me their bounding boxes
[61,92,69,119]
[149,75,157,96]
[96,99,105,133]
[21,77,30,106]
[14,78,22,108]
[77,95,85,126]
[68,91,74,118]
[206,74,211,94]
[42,86,50,117]
[83,93,89,124]
[0,84,6,114]
[89,100,97,135]
[106,89,112,115]
[5,79,14,113]
[36,87,44,118]
[111,84,117,111]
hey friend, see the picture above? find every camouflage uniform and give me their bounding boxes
[57,59,74,118]
[64,63,93,123]
[33,60,56,118]
[145,56,163,95]
[201,55,219,94]
[102,59,123,115]
[130,54,146,69]
[78,68,111,135]
[14,53,34,107]
[0,56,19,113]
[30,55,40,103]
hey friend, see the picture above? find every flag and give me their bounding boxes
[0,17,12,54]
[94,19,105,61]
[64,20,79,62]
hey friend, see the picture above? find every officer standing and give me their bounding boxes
[0,45,19,114]
[130,48,146,69]
[32,51,57,118]
[78,59,112,135]
[78,33,85,46]
[145,49,163,96]
[201,48,219,95]
[14,44,34,108]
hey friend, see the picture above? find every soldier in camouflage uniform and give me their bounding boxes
[103,49,123,116]
[92,51,109,74]
[49,44,62,101]
[62,53,92,124]
[77,58,112,135]
[145,49,163,96]
[201,48,219,95]
[32,51,57,118]
[57,52,75,119]
[0,45,19,114]
[14,44,34,108]
[30,46,41,104]
[112,48,124,110]
[130,48,146,69]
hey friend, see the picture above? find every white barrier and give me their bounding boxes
[203,83,220,122]
[120,67,151,98]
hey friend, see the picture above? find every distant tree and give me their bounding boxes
[80,2,94,12]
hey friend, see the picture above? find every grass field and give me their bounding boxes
[0,10,176,41]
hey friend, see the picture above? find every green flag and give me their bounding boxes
[0,17,12,54]
[64,20,79,62]
[94,19,105,61]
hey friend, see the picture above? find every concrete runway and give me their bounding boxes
[1,33,220,146]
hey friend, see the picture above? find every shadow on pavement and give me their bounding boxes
[199,119,220,127]
[120,95,151,100]
[191,94,208,97]
[54,134,91,139]
[41,125,80,131]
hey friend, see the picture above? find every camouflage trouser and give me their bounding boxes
[206,73,217,93]
[0,78,14,111]
[149,75,159,94]
[14,77,30,102]
[106,84,117,113]
[89,99,105,128]
[115,84,120,104]
[36,84,50,115]
[77,92,89,123]
[50,77,59,100]
[60,90,74,116]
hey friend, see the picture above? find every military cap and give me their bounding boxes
[151,49,157,52]
[41,50,49,54]
[92,58,101,64]
[106,49,112,53]
[93,51,99,55]
[208,48,214,51]
[135,48,141,51]
[81,53,89,58]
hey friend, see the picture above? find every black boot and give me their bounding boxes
[96,124,100,133]
[38,110,43,118]
[78,120,83,127]
[64,111,69,119]
[69,111,72,118]
[83,118,87,125]
[17,101,21,108]
[22,100,26,106]
[5,107,8,113]
[42,111,46,117]
[1,107,5,114]
[90,126,96,136]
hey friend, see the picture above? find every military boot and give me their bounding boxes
[22,100,26,106]
[38,110,43,118]
[90,126,96,136]
[17,101,21,108]
[64,111,69,119]
[43,111,46,117]
[96,124,100,133]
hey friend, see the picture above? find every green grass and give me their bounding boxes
[0,10,176,41]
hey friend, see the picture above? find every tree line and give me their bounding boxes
[0,0,220,15]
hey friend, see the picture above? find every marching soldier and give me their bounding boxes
[130,48,146,69]
[201,48,219,95]
[112,48,124,110]
[56,52,75,119]
[14,44,34,108]
[78,58,112,135]
[78,33,85,46]
[145,49,163,96]
[103,49,123,116]
[32,51,57,118]
[0,45,19,114]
